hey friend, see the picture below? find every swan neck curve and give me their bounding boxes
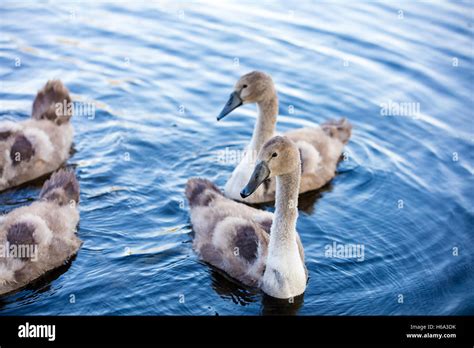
[250,93,278,152]
[270,164,301,251]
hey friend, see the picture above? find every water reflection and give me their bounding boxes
[0,256,76,310]
[209,267,305,315]
[209,267,260,307]
[261,293,305,316]
[0,0,472,315]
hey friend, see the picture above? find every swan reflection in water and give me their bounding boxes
[208,267,305,315]
[0,256,76,311]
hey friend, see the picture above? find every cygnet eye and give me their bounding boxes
[272,152,278,158]
[242,84,248,89]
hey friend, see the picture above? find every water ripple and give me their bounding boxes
[0,0,472,315]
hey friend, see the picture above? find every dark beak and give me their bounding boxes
[240,161,270,198]
[217,91,242,121]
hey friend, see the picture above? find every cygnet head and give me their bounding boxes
[240,136,300,198]
[217,71,275,121]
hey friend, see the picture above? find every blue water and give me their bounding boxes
[0,0,473,315]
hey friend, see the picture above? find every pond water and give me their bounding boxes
[0,0,472,315]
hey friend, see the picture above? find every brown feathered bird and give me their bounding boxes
[0,169,81,295]
[0,80,74,191]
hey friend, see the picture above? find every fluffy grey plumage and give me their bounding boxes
[0,80,74,192]
[187,136,308,299]
[32,80,73,125]
[186,178,275,287]
[0,169,81,295]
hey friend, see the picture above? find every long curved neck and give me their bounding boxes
[268,165,301,255]
[249,94,278,153]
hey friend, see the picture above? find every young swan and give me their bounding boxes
[0,80,74,191]
[186,136,307,299]
[217,71,352,203]
[0,169,81,295]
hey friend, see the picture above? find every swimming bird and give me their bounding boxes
[0,80,74,192]
[0,169,81,295]
[217,71,352,203]
[186,136,307,299]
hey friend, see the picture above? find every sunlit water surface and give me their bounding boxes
[0,1,473,315]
